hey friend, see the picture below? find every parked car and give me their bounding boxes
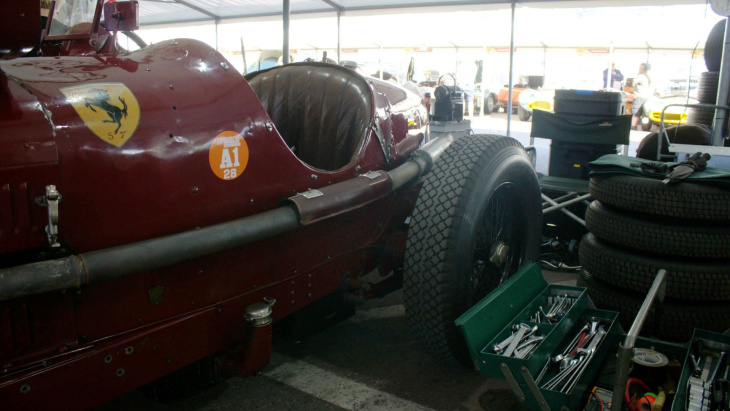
[494,76,544,118]
[639,95,698,130]
[515,88,555,121]
[473,83,499,115]
[0,1,541,408]
[638,78,699,130]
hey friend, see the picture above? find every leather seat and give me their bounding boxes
[246,63,373,171]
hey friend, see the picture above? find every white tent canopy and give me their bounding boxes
[136,1,721,51]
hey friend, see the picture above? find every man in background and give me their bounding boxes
[603,62,624,90]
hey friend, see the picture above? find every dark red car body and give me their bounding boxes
[0,1,430,408]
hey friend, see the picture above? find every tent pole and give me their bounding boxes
[283,0,290,64]
[337,10,341,62]
[507,0,515,137]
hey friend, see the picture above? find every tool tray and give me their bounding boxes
[458,263,730,410]
[672,329,730,411]
[456,263,621,409]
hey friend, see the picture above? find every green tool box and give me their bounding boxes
[457,263,730,410]
[673,329,730,411]
[456,263,621,410]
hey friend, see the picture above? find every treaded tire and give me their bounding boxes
[403,135,542,366]
[579,233,730,301]
[705,19,726,72]
[485,94,496,114]
[579,269,730,341]
[590,174,730,221]
[585,201,730,259]
[517,104,531,121]
[687,107,715,127]
[697,71,720,104]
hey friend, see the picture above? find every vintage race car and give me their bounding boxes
[0,1,541,408]
[515,88,555,121]
[639,95,698,131]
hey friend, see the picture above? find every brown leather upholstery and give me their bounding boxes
[246,63,373,171]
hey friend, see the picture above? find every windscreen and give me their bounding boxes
[48,0,100,36]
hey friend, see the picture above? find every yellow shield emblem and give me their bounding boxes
[61,83,141,147]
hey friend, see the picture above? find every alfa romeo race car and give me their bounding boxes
[0,0,541,408]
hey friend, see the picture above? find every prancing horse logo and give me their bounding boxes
[61,83,141,148]
[84,88,128,134]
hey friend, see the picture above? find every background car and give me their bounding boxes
[515,88,555,121]
[473,84,498,114]
[638,77,699,130]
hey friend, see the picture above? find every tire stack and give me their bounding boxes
[578,174,730,341]
[687,19,725,127]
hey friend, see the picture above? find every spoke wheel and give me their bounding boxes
[469,183,526,305]
[403,135,542,366]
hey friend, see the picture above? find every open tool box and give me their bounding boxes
[672,330,730,411]
[457,263,728,411]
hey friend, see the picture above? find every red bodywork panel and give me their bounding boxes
[0,25,426,408]
[497,85,527,106]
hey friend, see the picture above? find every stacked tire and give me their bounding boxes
[688,19,724,127]
[578,174,730,341]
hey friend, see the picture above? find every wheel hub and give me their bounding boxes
[489,241,509,267]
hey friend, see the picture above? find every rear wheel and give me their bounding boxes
[640,117,652,131]
[403,135,542,366]
[485,94,496,113]
[517,105,531,121]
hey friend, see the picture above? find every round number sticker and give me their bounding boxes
[208,131,249,180]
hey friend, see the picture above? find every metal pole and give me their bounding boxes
[241,38,248,74]
[215,19,219,51]
[605,41,613,89]
[454,46,459,77]
[337,10,341,62]
[711,16,730,146]
[283,0,290,64]
[379,44,383,80]
[507,1,515,137]
[611,269,667,411]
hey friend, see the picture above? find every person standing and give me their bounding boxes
[603,62,624,90]
[631,63,652,129]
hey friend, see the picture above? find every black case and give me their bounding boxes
[548,141,620,180]
[554,89,626,121]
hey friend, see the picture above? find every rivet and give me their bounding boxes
[20,385,30,394]
[191,186,199,195]
[147,286,164,305]
[169,85,175,90]
[105,355,113,363]
[125,347,133,355]
[220,62,230,70]
[116,369,125,377]
[310,174,317,180]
